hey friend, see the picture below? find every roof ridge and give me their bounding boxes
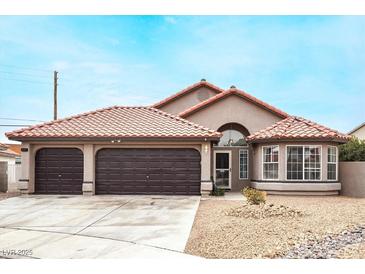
[179,87,289,119]
[247,115,350,142]
[294,116,342,136]
[6,105,120,137]
[152,80,224,108]
[148,107,220,135]
[178,90,229,117]
[7,106,222,140]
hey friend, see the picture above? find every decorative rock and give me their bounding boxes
[225,203,305,219]
[283,225,365,259]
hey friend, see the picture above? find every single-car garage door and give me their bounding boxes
[35,148,83,194]
[95,148,201,195]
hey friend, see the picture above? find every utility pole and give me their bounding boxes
[53,71,58,120]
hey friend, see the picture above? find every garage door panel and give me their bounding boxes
[35,148,83,195]
[95,148,201,195]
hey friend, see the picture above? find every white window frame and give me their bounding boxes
[285,145,322,181]
[327,146,338,181]
[239,148,249,180]
[262,145,280,181]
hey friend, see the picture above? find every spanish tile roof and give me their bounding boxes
[6,106,222,140]
[0,149,19,157]
[179,87,289,119]
[6,144,21,155]
[0,143,8,150]
[246,116,351,143]
[152,80,224,108]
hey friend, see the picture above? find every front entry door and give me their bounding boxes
[214,151,231,188]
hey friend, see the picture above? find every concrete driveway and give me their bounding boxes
[0,195,200,258]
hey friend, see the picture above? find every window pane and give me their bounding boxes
[303,146,321,181]
[216,153,229,169]
[327,163,336,180]
[263,163,278,179]
[218,129,246,146]
[287,146,303,180]
[239,149,248,179]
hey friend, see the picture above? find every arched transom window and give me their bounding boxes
[216,123,250,146]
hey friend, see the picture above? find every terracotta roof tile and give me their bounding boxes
[6,144,21,155]
[152,80,224,108]
[0,143,8,150]
[246,116,350,143]
[6,106,222,140]
[179,87,289,119]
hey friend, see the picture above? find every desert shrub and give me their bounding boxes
[242,187,266,205]
[211,181,225,196]
[211,187,225,196]
[339,137,365,161]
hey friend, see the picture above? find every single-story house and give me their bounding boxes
[348,122,365,140]
[6,80,350,196]
[0,143,21,192]
[0,143,20,162]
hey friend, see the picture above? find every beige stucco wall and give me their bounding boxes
[18,140,212,195]
[183,95,283,134]
[252,142,340,182]
[158,87,218,115]
[351,126,365,140]
[340,161,365,197]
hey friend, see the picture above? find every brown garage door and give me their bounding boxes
[95,148,201,195]
[35,148,83,194]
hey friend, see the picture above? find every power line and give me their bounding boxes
[0,63,52,73]
[0,70,51,78]
[0,76,53,85]
[0,124,31,127]
[0,117,45,122]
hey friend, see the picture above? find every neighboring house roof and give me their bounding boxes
[246,116,350,143]
[0,143,18,158]
[4,144,21,155]
[348,122,365,135]
[179,87,289,119]
[0,142,8,150]
[6,106,222,140]
[152,79,225,109]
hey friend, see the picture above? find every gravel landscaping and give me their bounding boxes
[185,195,365,259]
[336,242,365,259]
[284,225,365,258]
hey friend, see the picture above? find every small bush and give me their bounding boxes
[211,187,225,196]
[339,137,365,161]
[242,187,266,205]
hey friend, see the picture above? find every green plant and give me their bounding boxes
[211,182,225,196]
[242,187,266,205]
[211,187,225,196]
[339,137,365,161]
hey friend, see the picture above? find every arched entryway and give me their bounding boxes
[214,123,250,191]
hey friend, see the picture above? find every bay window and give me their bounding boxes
[262,145,279,180]
[287,145,321,181]
[327,146,337,180]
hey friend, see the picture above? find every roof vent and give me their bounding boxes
[200,78,206,82]
[230,85,236,89]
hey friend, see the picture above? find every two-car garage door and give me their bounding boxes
[35,148,201,195]
[95,148,201,195]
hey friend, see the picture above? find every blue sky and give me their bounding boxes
[0,16,364,142]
